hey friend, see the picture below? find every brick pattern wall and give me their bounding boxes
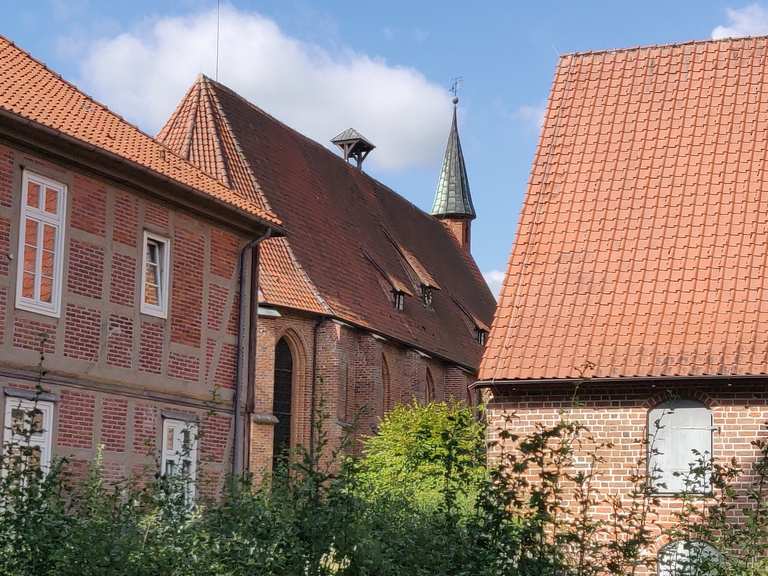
[0,143,252,492]
[249,313,475,475]
[485,380,768,552]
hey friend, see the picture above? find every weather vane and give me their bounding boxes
[449,76,463,104]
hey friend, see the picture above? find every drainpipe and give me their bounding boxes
[232,228,272,475]
[309,317,324,460]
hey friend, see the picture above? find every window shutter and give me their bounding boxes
[649,400,713,493]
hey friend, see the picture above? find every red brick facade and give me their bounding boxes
[485,380,768,552]
[0,142,252,492]
[248,313,476,476]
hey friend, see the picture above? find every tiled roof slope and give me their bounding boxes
[0,37,280,228]
[159,76,495,368]
[481,36,768,382]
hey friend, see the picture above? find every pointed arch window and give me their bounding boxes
[381,354,391,414]
[425,368,435,403]
[272,338,293,468]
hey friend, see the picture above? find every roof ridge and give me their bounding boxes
[202,75,454,222]
[200,76,277,213]
[561,34,768,59]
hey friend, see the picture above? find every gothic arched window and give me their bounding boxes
[381,354,391,415]
[425,368,435,403]
[272,338,293,468]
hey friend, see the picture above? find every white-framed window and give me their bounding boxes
[15,171,67,318]
[648,399,714,494]
[160,418,198,501]
[141,231,170,318]
[657,540,720,576]
[3,397,54,474]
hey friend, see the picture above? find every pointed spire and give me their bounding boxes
[431,97,475,220]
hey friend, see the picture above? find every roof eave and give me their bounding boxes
[472,372,768,390]
[0,108,286,236]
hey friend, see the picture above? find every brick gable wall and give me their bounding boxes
[485,380,768,552]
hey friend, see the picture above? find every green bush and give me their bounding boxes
[358,400,486,511]
[1,399,765,576]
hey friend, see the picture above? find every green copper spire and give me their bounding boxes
[431,97,475,220]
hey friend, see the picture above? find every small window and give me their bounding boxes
[648,399,713,494]
[392,290,405,311]
[3,398,54,474]
[475,328,488,346]
[161,418,198,501]
[15,171,67,317]
[141,231,170,318]
[421,285,433,308]
[657,540,720,576]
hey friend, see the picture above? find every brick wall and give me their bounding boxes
[249,313,475,475]
[485,379,768,552]
[0,142,252,490]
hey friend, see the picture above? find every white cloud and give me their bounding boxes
[712,4,768,39]
[77,5,452,171]
[483,269,506,299]
[514,102,547,131]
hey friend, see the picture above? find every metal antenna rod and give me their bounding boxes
[215,0,221,81]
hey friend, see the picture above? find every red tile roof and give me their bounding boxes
[481,36,768,382]
[0,36,281,229]
[160,76,495,368]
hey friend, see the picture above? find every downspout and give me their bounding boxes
[309,317,324,460]
[232,228,272,475]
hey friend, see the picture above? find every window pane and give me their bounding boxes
[22,272,35,299]
[10,408,26,435]
[41,250,54,277]
[166,427,175,451]
[44,187,58,214]
[42,224,56,252]
[25,219,39,248]
[146,241,159,265]
[40,276,53,303]
[145,279,159,306]
[27,181,40,208]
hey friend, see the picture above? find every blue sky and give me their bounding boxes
[2,1,766,295]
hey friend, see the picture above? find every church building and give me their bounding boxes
[159,78,495,473]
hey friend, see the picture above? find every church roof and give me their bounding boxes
[159,76,495,369]
[480,36,768,382]
[431,100,475,219]
[0,37,281,229]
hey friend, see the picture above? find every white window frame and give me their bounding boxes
[3,397,54,474]
[15,170,67,318]
[160,418,198,501]
[140,231,170,318]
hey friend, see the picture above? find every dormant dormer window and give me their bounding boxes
[475,328,488,346]
[421,285,433,308]
[392,290,405,311]
[16,171,67,318]
[141,231,170,318]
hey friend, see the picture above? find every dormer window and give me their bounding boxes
[392,290,405,311]
[475,328,488,346]
[421,285,433,308]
